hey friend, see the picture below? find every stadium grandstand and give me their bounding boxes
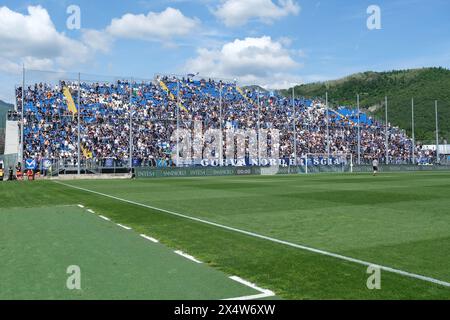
[5,73,437,175]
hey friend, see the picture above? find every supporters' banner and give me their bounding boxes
[132,159,142,167]
[132,88,141,97]
[159,80,176,100]
[63,87,78,115]
[236,86,255,105]
[156,159,173,168]
[104,158,114,168]
[301,157,343,166]
[177,102,189,113]
[81,145,93,159]
[199,157,345,167]
[159,80,188,112]
[25,159,37,170]
[42,159,52,169]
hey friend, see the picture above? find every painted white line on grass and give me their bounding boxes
[54,181,450,288]
[140,234,159,243]
[223,292,275,301]
[87,209,95,214]
[77,204,85,208]
[117,223,132,230]
[174,250,202,264]
[224,276,275,300]
[99,215,111,221]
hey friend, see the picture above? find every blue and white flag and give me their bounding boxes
[25,159,37,170]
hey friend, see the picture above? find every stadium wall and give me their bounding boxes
[0,128,5,154]
[4,121,19,155]
[135,165,450,179]
[352,165,450,172]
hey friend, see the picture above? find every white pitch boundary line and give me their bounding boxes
[224,276,275,300]
[54,181,450,288]
[77,204,85,208]
[99,215,111,221]
[174,250,202,264]
[140,234,159,243]
[117,223,132,230]
[87,209,95,214]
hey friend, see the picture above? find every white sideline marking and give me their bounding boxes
[87,209,95,214]
[224,276,275,300]
[174,250,202,264]
[117,223,132,230]
[140,234,159,243]
[77,204,84,208]
[54,181,450,288]
[99,215,111,221]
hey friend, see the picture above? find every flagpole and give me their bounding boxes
[77,72,81,175]
[357,94,361,165]
[411,98,415,164]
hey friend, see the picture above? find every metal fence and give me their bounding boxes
[0,153,18,173]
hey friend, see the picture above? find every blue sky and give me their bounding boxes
[0,0,449,102]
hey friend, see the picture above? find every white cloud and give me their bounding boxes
[185,36,303,89]
[0,5,104,73]
[106,7,199,41]
[22,57,55,70]
[82,29,114,54]
[214,0,300,27]
[0,57,21,74]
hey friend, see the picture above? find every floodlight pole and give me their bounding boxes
[20,65,25,171]
[357,94,361,165]
[435,100,440,164]
[411,98,415,164]
[292,87,297,166]
[77,73,81,175]
[385,96,389,165]
[176,80,180,167]
[257,90,261,166]
[129,79,133,170]
[326,92,330,158]
[219,83,223,167]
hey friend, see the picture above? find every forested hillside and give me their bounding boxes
[284,68,450,142]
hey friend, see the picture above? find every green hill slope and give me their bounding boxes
[284,68,450,143]
[0,100,14,129]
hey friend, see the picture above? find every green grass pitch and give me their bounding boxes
[0,206,263,300]
[1,171,450,299]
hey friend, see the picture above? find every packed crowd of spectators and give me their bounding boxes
[10,76,434,168]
